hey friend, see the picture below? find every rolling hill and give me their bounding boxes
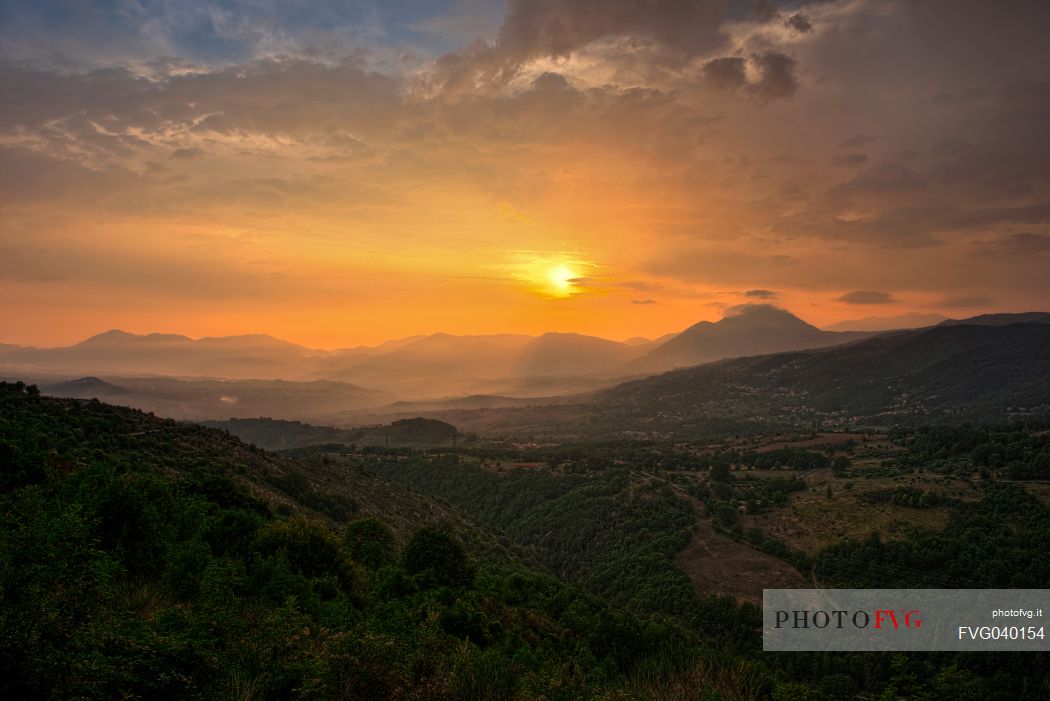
[823,312,947,331]
[203,416,459,451]
[595,318,1050,437]
[31,375,391,422]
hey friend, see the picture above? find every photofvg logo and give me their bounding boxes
[774,608,922,631]
[763,589,1049,652]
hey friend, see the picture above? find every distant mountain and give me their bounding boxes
[1,328,650,399]
[0,330,319,379]
[10,310,1042,405]
[939,312,1050,327]
[76,329,183,345]
[514,333,644,376]
[590,321,1050,438]
[311,333,534,395]
[823,312,947,332]
[625,305,872,374]
[622,332,677,348]
[311,331,651,397]
[42,376,128,397]
[33,375,391,422]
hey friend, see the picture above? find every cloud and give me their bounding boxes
[938,295,994,308]
[837,290,897,305]
[831,153,868,168]
[701,51,798,100]
[724,302,782,317]
[784,13,813,34]
[427,0,735,94]
[631,298,656,304]
[702,56,747,90]
[749,52,798,100]
[494,0,730,64]
[4,0,1050,338]
[170,147,204,160]
[984,232,1050,255]
[743,289,777,299]
[0,235,299,300]
[841,133,879,148]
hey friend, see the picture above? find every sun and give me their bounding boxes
[547,264,577,296]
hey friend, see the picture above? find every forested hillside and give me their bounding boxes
[0,382,704,699]
[3,382,1050,699]
[589,322,1050,438]
[202,416,460,451]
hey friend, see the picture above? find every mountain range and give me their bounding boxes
[2,305,889,399]
[315,312,1050,440]
[7,307,1047,430]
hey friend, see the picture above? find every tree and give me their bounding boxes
[711,462,732,482]
[344,517,394,568]
[402,525,474,587]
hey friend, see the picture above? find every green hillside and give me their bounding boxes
[0,382,705,699]
[203,416,460,451]
[591,322,1050,438]
[4,382,1050,699]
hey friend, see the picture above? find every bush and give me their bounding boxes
[402,525,475,588]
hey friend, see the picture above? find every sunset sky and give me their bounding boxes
[2,0,1049,348]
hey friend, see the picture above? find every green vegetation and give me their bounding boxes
[368,459,720,622]
[204,416,460,451]
[0,383,709,699]
[587,322,1050,439]
[3,382,1050,699]
[815,483,1050,588]
[889,423,1050,479]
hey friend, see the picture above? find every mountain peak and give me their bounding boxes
[76,329,140,345]
[722,304,811,325]
[77,330,195,346]
[627,305,863,373]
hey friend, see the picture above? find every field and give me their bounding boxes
[674,520,808,604]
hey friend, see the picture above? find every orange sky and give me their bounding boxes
[2,0,1049,348]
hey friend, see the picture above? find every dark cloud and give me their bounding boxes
[170,147,204,160]
[837,290,897,305]
[938,295,994,308]
[984,232,1050,255]
[784,13,812,33]
[702,51,797,100]
[495,0,731,63]
[631,298,656,304]
[743,289,777,298]
[830,163,926,195]
[702,56,747,90]
[725,302,781,316]
[832,152,868,168]
[430,0,735,93]
[751,0,776,22]
[749,52,798,100]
